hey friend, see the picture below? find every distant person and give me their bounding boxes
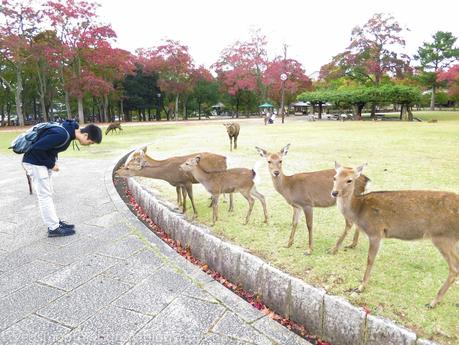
[22,120,102,237]
[264,110,271,125]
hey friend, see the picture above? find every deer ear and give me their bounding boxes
[355,163,367,176]
[334,161,342,171]
[280,143,290,157]
[140,145,147,153]
[195,155,201,163]
[255,146,268,158]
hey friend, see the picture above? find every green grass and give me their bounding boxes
[1,112,458,344]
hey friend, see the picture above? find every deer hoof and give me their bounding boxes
[345,243,357,249]
[328,247,338,255]
[303,249,312,256]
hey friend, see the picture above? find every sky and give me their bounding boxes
[96,0,459,76]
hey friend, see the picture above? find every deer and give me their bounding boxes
[332,162,459,308]
[106,122,123,135]
[223,122,240,151]
[180,155,268,225]
[255,144,369,255]
[115,146,229,216]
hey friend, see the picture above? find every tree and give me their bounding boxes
[298,85,421,120]
[0,0,42,126]
[415,31,459,109]
[320,13,410,115]
[213,30,268,116]
[189,66,218,119]
[263,57,312,119]
[139,39,194,120]
[45,0,117,123]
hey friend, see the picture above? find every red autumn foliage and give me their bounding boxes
[264,57,312,104]
[437,64,459,97]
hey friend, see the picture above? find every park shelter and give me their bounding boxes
[291,101,310,115]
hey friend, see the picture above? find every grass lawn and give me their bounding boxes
[1,111,458,344]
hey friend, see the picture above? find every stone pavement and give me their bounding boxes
[0,154,311,345]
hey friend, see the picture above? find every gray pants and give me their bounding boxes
[23,163,59,231]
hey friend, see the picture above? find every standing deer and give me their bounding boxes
[180,155,268,225]
[224,122,240,151]
[256,144,369,255]
[115,147,229,215]
[332,162,459,307]
[106,123,123,135]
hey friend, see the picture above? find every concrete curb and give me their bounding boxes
[112,151,438,345]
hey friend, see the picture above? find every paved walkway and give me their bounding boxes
[0,154,310,345]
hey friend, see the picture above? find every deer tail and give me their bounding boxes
[252,160,263,185]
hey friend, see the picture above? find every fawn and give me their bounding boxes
[180,155,268,225]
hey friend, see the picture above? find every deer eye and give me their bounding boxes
[347,179,352,184]
[268,160,272,164]
[333,177,336,181]
[279,160,282,163]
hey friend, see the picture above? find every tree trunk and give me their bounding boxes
[65,91,71,119]
[370,103,376,118]
[175,94,179,120]
[318,102,323,119]
[354,103,364,120]
[430,85,436,110]
[103,94,109,122]
[15,68,24,126]
[120,98,124,121]
[400,104,413,121]
[77,96,84,124]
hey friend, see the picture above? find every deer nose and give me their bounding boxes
[273,171,280,177]
[331,191,339,198]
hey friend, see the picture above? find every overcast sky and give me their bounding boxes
[96,0,459,76]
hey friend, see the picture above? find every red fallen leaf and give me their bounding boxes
[362,306,371,315]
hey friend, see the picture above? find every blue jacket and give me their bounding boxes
[23,120,78,169]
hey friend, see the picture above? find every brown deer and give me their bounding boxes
[256,144,369,255]
[224,122,240,151]
[115,147,229,216]
[106,123,123,135]
[332,162,459,308]
[180,155,268,225]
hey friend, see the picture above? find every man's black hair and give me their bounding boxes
[81,124,102,144]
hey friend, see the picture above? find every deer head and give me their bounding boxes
[180,155,201,172]
[331,162,366,198]
[255,144,290,177]
[115,146,148,177]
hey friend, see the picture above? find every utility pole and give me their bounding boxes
[280,43,287,124]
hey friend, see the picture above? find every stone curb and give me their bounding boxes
[111,151,438,345]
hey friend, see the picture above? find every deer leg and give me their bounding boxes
[181,186,187,213]
[329,218,353,254]
[228,193,234,212]
[229,136,233,151]
[303,206,314,255]
[287,207,301,248]
[250,187,268,223]
[211,194,220,225]
[185,184,197,216]
[356,235,381,292]
[176,186,182,206]
[428,237,459,308]
[345,227,360,249]
[240,190,255,225]
[234,135,238,149]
